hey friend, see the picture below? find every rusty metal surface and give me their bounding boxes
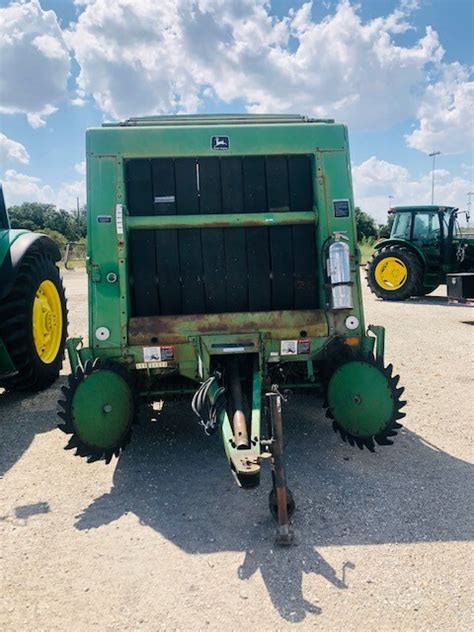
[229,358,249,450]
[129,309,328,345]
[127,211,316,230]
[268,390,294,546]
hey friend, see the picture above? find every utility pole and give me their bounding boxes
[76,196,80,229]
[467,191,474,226]
[388,194,393,209]
[429,151,441,204]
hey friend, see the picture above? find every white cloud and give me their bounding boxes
[406,63,474,154]
[0,134,30,165]
[67,0,446,131]
[27,104,58,129]
[74,161,86,176]
[1,0,470,159]
[2,170,54,205]
[2,169,85,211]
[0,0,70,127]
[353,156,473,223]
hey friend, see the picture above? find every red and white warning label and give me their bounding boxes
[297,339,311,354]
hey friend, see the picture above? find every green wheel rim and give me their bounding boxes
[327,360,395,437]
[71,369,134,451]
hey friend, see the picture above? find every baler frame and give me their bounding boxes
[59,115,404,541]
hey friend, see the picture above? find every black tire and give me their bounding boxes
[0,250,67,391]
[366,246,423,301]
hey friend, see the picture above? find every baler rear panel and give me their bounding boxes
[125,155,317,317]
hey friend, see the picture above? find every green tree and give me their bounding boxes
[8,202,87,241]
[8,202,56,231]
[355,206,378,241]
[36,228,68,251]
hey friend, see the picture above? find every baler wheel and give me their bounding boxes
[324,355,406,451]
[58,359,135,464]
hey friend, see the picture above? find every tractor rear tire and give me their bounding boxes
[366,246,423,301]
[0,250,67,391]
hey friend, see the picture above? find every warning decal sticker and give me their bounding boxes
[280,339,311,355]
[297,339,311,354]
[143,345,175,363]
[280,340,298,355]
[160,346,175,361]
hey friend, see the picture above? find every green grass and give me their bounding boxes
[359,237,376,266]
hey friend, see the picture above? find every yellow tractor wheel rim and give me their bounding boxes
[374,257,408,291]
[33,280,63,364]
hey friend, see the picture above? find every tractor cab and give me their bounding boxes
[389,205,458,265]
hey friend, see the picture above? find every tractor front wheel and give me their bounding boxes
[366,246,423,301]
[0,250,67,391]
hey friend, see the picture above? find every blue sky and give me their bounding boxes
[0,0,472,223]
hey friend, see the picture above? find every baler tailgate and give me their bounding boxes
[125,154,318,317]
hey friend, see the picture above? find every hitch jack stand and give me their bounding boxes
[267,389,294,546]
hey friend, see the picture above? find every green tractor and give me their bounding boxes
[367,205,474,300]
[0,185,68,391]
[57,114,406,542]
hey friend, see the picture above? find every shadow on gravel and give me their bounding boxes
[0,382,62,477]
[384,295,450,307]
[74,395,474,622]
[15,501,50,521]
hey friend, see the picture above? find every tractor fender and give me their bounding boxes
[373,238,427,267]
[0,231,61,301]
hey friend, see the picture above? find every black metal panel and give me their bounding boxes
[126,159,159,316]
[266,156,294,310]
[199,158,227,312]
[220,157,248,312]
[151,159,181,314]
[288,156,318,309]
[242,157,271,311]
[125,154,318,317]
[175,159,205,314]
[447,273,474,300]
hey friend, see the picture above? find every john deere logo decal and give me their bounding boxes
[211,135,230,150]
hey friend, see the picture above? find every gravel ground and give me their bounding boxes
[1,270,473,631]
